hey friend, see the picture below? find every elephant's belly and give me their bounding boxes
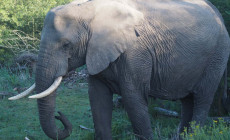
[150,88,190,100]
[149,74,199,100]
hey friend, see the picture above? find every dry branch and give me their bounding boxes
[79,125,94,132]
[153,107,180,118]
[0,30,39,55]
[153,107,230,124]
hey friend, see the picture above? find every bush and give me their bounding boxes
[0,0,72,37]
[209,0,230,32]
[0,0,72,64]
[182,118,230,140]
[0,30,39,65]
[0,0,229,65]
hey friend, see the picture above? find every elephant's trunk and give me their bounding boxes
[35,50,72,140]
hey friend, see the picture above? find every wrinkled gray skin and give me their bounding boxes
[35,0,230,139]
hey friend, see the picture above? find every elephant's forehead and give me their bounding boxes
[53,15,74,33]
[92,0,144,30]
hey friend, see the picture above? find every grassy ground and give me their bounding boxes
[1,68,230,140]
[0,88,180,140]
[0,68,179,140]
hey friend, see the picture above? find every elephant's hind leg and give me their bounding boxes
[192,34,229,126]
[191,76,222,128]
[88,76,113,140]
[179,94,194,133]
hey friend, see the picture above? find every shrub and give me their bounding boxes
[182,118,230,140]
[0,0,72,37]
[0,30,39,65]
[209,0,230,32]
[0,0,72,64]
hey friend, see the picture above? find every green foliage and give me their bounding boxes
[0,0,72,37]
[182,119,230,140]
[0,67,33,91]
[0,30,40,65]
[0,48,13,65]
[0,0,72,64]
[209,0,230,32]
[0,0,229,65]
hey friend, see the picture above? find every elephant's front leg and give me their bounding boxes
[121,84,153,140]
[89,76,113,140]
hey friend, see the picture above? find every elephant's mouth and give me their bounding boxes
[8,76,63,100]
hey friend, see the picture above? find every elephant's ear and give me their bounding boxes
[86,1,143,75]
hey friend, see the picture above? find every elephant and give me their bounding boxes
[9,0,230,139]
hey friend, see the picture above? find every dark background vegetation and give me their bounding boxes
[0,0,230,139]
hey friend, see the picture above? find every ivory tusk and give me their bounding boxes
[8,84,35,100]
[28,76,63,99]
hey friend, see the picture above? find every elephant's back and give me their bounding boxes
[135,0,223,57]
[136,0,223,32]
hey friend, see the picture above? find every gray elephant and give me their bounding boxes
[9,0,230,139]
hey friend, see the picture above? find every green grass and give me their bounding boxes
[0,89,178,139]
[182,119,230,140]
[0,68,179,140]
[0,86,94,140]
[1,68,230,140]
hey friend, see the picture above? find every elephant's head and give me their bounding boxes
[28,7,93,140]
[9,1,143,139]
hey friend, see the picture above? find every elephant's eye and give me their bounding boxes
[62,41,71,50]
